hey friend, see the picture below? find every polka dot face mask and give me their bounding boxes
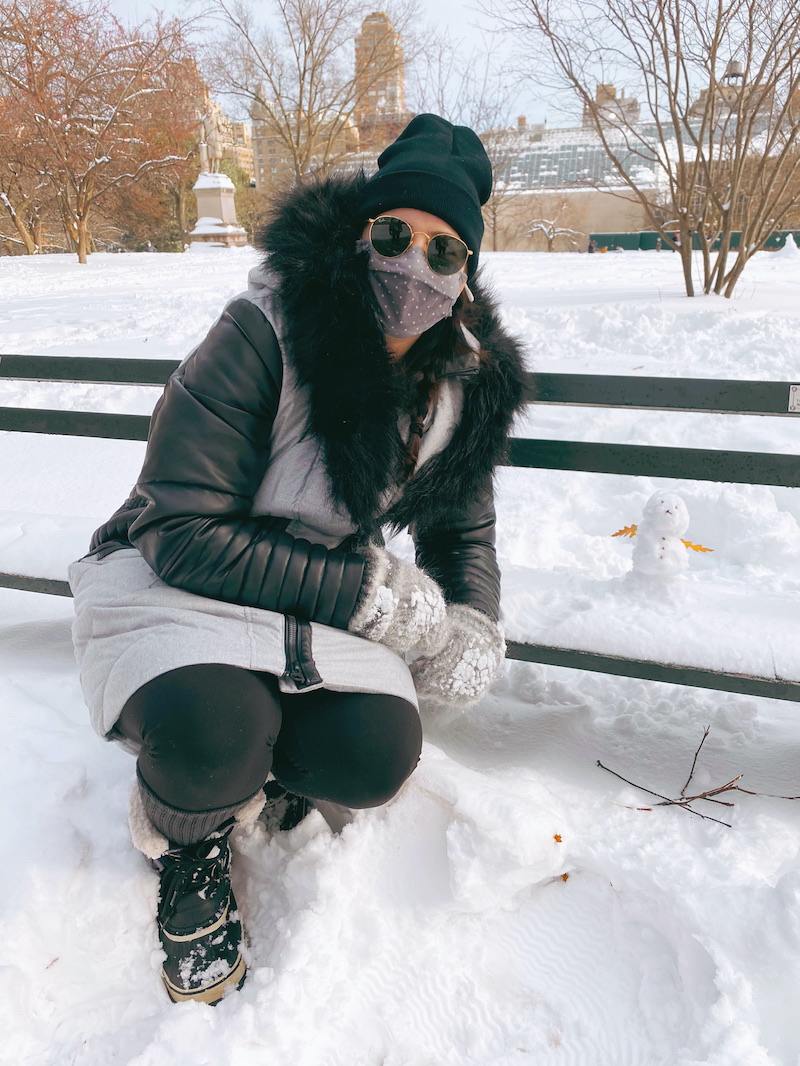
[358,239,465,338]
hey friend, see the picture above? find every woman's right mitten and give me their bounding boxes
[410,604,505,709]
[348,546,450,656]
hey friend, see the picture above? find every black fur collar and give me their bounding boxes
[255,174,526,534]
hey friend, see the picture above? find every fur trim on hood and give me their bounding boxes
[254,173,527,534]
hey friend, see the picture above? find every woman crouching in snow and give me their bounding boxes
[69,114,525,1005]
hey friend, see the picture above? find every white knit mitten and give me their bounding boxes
[410,604,505,709]
[349,547,450,657]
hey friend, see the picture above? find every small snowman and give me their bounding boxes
[631,492,691,579]
[613,492,712,601]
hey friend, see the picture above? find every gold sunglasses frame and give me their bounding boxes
[368,216,473,275]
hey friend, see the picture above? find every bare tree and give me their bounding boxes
[480,124,531,251]
[138,58,209,248]
[407,38,520,250]
[528,200,585,251]
[499,0,800,296]
[202,0,420,182]
[0,96,53,253]
[0,0,205,262]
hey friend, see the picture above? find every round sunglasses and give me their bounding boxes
[367,216,472,276]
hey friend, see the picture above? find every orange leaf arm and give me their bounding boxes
[681,540,714,552]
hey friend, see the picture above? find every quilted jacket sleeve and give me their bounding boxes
[410,479,500,623]
[127,297,365,629]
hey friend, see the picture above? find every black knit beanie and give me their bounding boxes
[357,113,492,278]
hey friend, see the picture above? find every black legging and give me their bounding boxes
[117,663,422,813]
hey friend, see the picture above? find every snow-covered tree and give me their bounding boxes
[500,0,800,296]
[0,0,204,262]
[528,197,585,251]
[0,97,52,253]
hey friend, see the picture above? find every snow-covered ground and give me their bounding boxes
[2,246,800,1065]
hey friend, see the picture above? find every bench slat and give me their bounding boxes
[0,407,151,440]
[0,573,72,597]
[507,438,800,486]
[529,374,799,415]
[0,354,179,386]
[1,569,796,703]
[505,640,800,703]
[3,408,797,486]
[2,357,798,416]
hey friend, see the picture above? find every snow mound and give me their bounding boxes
[775,234,799,258]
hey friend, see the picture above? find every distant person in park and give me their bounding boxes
[68,114,525,1005]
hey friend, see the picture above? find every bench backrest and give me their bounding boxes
[2,354,798,483]
[2,353,799,703]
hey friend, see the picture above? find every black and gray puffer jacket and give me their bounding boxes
[90,174,527,638]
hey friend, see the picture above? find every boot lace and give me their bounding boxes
[157,824,233,923]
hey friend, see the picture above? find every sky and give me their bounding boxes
[106,0,552,125]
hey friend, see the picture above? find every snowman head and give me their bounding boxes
[641,492,690,536]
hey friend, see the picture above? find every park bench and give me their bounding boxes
[2,352,800,703]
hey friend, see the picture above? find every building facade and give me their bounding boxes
[246,23,656,249]
[251,11,410,193]
[583,83,641,128]
[353,11,410,151]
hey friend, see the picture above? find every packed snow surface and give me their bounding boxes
[2,247,800,1065]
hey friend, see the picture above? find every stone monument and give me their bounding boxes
[188,141,248,249]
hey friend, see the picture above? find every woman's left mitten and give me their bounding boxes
[348,547,450,656]
[410,604,505,709]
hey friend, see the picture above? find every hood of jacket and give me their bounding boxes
[253,173,527,534]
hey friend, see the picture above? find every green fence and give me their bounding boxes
[590,230,800,252]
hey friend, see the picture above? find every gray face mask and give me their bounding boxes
[359,239,464,338]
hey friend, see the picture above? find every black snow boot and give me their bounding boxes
[153,821,246,1005]
[260,780,314,833]
[261,780,354,835]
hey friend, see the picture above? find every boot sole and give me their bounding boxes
[162,951,247,1005]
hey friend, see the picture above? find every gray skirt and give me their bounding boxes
[69,548,418,742]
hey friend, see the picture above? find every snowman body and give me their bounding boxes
[631,493,690,578]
